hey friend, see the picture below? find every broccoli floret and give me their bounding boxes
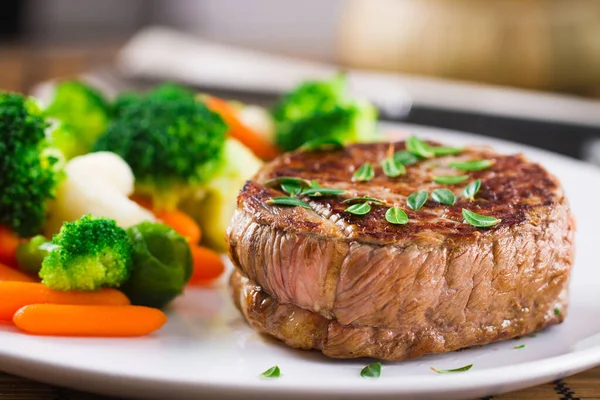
[271,75,378,151]
[113,83,194,117]
[0,92,63,237]
[93,85,227,210]
[121,221,192,308]
[147,83,195,102]
[44,81,111,159]
[179,138,262,251]
[39,215,133,291]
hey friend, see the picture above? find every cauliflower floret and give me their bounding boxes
[45,152,155,235]
[180,138,262,251]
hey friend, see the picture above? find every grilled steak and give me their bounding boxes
[227,141,575,360]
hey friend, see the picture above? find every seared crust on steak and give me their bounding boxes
[227,141,575,360]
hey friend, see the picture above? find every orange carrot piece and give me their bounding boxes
[156,209,202,245]
[188,245,225,284]
[0,281,130,321]
[204,96,280,160]
[130,197,202,244]
[0,226,21,267]
[0,262,35,283]
[13,304,167,337]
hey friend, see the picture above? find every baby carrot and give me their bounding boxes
[0,226,21,267]
[188,245,225,284]
[13,304,167,337]
[0,281,130,320]
[204,96,280,160]
[130,197,202,244]
[156,209,202,245]
[0,262,35,283]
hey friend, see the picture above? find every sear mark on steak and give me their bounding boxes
[227,140,575,360]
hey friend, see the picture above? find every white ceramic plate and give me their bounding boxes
[1,124,598,400]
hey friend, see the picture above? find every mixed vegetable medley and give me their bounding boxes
[0,74,377,337]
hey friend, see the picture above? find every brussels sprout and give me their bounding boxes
[121,222,193,308]
[16,235,52,275]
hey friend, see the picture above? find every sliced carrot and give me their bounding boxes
[0,226,21,268]
[156,209,202,245]
[0,262,35,283]
[204,96,280,160]
[189,245,225,284]
[0,281,130,320]
[130,197,202,244]
[13,304,167,337]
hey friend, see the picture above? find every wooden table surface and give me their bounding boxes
[0,41,598,400]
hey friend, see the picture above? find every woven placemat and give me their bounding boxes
[1,368,597,400]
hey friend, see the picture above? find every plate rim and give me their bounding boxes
[0,122,597,399]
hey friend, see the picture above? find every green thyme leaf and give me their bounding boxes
[260,365,281,378]
[343,197,386,204]
[433,175,469,185]
[264,176,311,188]
[432,189,456,205]
[352,163,375,182]
[345,203,372,215]
[554,308,561,316]
[266,197,312,209]
[301,187,346,197]
[407,191,428,210]
[428,146,463,156]
[462,209,501,227]
[281,182,302,196]
[463,179,482,200]
[381,157,406,178]
[299,138,344,152]
[393,150,418,166]
[450,159,493,171]
[514,344,526,349]
[430,364,473,374]
[406,136,434,158]
[360,362,382,378]
[385,208,409,224]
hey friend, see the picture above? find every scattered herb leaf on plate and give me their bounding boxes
[514,345,526,349]
[360,362,382,378]
[430,364,473,374]
[260,365,281,378]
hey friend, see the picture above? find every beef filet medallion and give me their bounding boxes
[227,140,575,360]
